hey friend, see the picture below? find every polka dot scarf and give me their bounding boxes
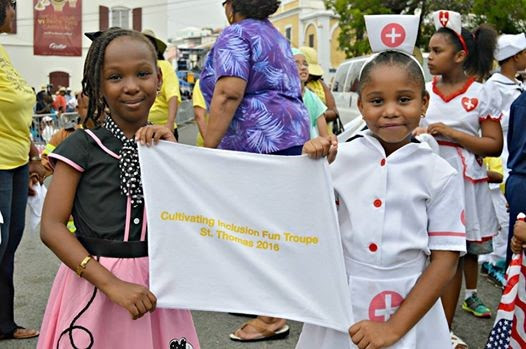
[103,116,144,207]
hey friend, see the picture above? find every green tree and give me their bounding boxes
[325,0,526,58]
[323,0,391,57]
[471,0,526,33]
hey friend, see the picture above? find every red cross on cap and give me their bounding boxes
[381,23,406,48]
[439,11,449,26]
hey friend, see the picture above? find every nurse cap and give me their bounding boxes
[365,14,419,55]
[361,15,423,78]
[432,10,468,53]
[495,33,526,61]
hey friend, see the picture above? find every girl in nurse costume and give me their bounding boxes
[37,28,200,349]
[297,15,466,349]
[423,11,501,342]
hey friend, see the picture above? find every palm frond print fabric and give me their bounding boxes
[200,19,310,153]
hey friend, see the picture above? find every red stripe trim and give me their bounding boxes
[85,129,120,160]
[48,153,85,172]
[432,76,476,102]
[453,145,489,183]
[428,231,466,237]
[457,34,469,55]
[437,140,462,148]
[479,114,503,122]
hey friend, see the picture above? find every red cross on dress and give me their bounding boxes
[368,291,404,322]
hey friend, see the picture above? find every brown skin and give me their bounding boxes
[194,105,207,140]
[511,220,526,254]
[487,170,503,184]
[302,134,338,162]
[76,92,89,120]
[357,65,429,156]
[500,50,526,82]
[101,36,162,138]
[305,65,459,348]
[0,0,14,33]
[320,80,339,122]
[41,36,175,321]
[203,77,246,148]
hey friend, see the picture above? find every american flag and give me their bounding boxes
[485,252,526,348]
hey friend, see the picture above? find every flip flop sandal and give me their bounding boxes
[451,331,468,349]
[229,318,290,342]
[0,326,39,340]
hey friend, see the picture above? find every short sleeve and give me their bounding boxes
[192,80,207,109]
[212,26,251,81]
[310,90,327,121]
[159,61,181,104]
[479,83,503,122]
[427,161,467,254]
[48,129,89,172]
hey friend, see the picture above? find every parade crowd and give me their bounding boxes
[2,0,526,348]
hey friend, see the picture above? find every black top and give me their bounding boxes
[52,127,146,242]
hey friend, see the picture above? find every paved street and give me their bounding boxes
[1,121,502,349]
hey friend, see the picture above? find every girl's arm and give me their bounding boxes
[194,106,208,140]
[321,81,339,122]
[349,250,459,348]
[317,114,329,137]
[41,162,156,320]
[204,77,247,148]
[302,135,338,163]
[427,120,503,157]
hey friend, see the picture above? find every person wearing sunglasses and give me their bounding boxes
[0,0,41,341]
[200,0,309,343]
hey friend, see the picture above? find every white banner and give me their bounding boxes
[139,142,353,332]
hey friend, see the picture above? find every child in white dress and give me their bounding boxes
[423,13,501,347]
[297,15,466,349]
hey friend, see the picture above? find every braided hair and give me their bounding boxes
[359,51,426,97]
[82,28,157,127]
[436,24,497,79]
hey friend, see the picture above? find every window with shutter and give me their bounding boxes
[99,6,109,31]
[111,6,131,29]
[132,8,142,32]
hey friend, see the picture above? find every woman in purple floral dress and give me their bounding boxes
[200,0,309,155]
[199,0,310,343]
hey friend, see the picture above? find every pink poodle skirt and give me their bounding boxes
[37,257,200,349]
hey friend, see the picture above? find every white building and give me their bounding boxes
[0,0,169,92]
[271,0,346,77]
